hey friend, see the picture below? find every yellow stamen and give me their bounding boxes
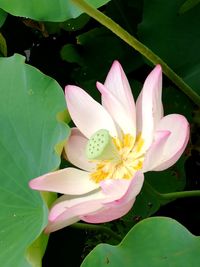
[89,132,145,184]
[134,133,144,153]
[134,160,143,170]
[123,134,135,149]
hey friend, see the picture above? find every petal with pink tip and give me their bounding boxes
[104,61,136,117]
[46,191,104,232]
[29,167,99,195]
[100,178,131,200]
[45,173,144,232]
[65,85,118,138]
[110,171,144,206]
[65,128,96,172]
[49,174,143,223]
[49,179,132,222]
[143,130,171,172]
[97,82,136,136]
[48,191,104,221]
[81,172,144,223]
[136,65,163,151]
[81,198,135,223]
[100,176,141,204]
[149,114,189,171]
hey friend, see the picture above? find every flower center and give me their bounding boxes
[86,129,119,161]
[86,129,144,183]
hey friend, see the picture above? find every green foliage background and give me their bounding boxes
[0,0,199,266]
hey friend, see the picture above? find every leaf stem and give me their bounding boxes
[160,190,200,200]
[145,181,200,201]
[71,222,122,242]
[72,0,200,106]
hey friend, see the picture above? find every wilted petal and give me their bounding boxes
[97,82,136,136]
[65,128,95,172]
[29,167,99,195]
[65,85,118,138]
[136,65,163,151]
[149,114,189,171]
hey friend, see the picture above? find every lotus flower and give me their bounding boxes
[29,61,189,233]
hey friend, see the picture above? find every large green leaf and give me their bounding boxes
[0,8,6,27]
[81,217,200,267]
[0,0,110,22]
[0,54,69,266]
[44,13,90,35]
[138,0,200,94]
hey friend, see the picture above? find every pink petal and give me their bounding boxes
[100,176,141,204]
[136,65,163,151]
[97,82,136,136]
[45,191,104,233]
[45,173,144,232]
[49,174,142,220]
[104,61,136,118]
[148,114,189,171]
[81,198,135,223]
[119,171,144,202]
[49,179,131,222]
[65,85,118,138]
[29,167,99,195]
[143,130,171,171]
[81,172,144,223]
[48,195,71,220]
[100,179,131,200]
[65,128,96,172]
[49,191,104,220]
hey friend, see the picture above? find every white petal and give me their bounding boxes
[151,114,190,171]
[143,130,171,171]
[65,128,96,171]
[104,61,136,119]
[97,82,136,137]
[29,167,99,195]
[45,216,79,233]
[65,85,118,138]
[136,65,163,151]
